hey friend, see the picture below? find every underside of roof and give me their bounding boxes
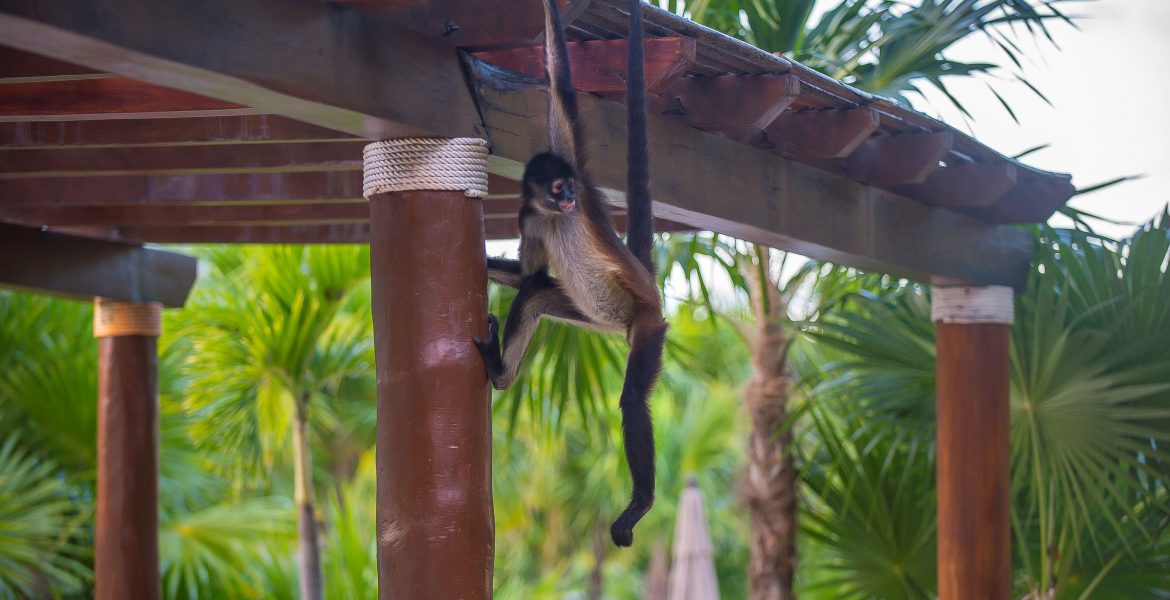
[0,0,1073,289]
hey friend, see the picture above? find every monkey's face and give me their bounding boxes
[523,152,579,215]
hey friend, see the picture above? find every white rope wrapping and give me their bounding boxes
[362,137,489,199]
[932,285,1014,325]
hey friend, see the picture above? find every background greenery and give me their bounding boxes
[3,0,1169,598]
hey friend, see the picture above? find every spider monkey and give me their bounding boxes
[474,0,665,548]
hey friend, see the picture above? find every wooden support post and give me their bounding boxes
[365,138,493,599]
[933,285,1013,599]
[93,299,162,600]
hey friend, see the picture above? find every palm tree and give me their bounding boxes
[804,212,1170,597]
[177,245,374,600]
[646,1,1074,596]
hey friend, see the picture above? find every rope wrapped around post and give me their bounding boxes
[931,285,1014,325]
[362,137,490,199]
[93,299,162,338]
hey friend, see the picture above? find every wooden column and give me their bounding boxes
[93,299,162,600]
[365,138,493,599]
[933,285,1013,599]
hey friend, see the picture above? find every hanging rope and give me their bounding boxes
[363,137,490,199]
[93,300,163,338]
[931,285,1014,325]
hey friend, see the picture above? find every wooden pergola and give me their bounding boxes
[0,0,1073,598]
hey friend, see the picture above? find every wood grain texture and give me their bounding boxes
[96,333,160,600]
[650,74,799,132]
[0,223,195,306]
[471,58,1034,289]
[369,190,493,599]
[473,37,696,95]
[0,77,253,121]
[935,322,1011,600]
[896,162,1018,209]
[0,0,481,138]
[0,115,358,148]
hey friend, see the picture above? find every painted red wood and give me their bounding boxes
[935,322,1012,600]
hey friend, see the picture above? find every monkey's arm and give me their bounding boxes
[487,257,523,289]
[542,0,583,166]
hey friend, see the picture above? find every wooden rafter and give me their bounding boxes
[0,115,359,148]
[0,222,196,306]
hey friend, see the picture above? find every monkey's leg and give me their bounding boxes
[474,277,588,390]
[610,313,668,547]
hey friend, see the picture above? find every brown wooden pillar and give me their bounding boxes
[932,285,1013,599]
[93,299,162,600]
[365,138,494,599]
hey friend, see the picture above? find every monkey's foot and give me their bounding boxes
[473,315,504,386]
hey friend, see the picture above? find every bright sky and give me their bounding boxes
[897,0,1170,237]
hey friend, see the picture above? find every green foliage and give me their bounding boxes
[669,0,1071,116]
[0,437,90,598]
[803,213,1170,597]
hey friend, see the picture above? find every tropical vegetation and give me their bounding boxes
[3,0,1169,598]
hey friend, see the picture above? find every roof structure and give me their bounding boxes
[0,0,1074,288]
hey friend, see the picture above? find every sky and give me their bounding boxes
[897,0,1170,237]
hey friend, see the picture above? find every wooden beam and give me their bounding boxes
[0,171,521,208]
[0,115,358,148]
[0,142,367,177]
[758,107,880,159]
[355,0,581,50]
[813,131,954,186]
[962,176,1076,224]
[472,38,696,95]
[0,171,522,207]
[895,162,1018,209]
[0,222,196,306]
[471,58,1033,288]
[0,45,98,81]
[0,0,481,139]
[2,202,371,226]
[651,74,799,133]
[0,77,256,121]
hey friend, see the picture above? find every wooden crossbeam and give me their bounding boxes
[0,115,359,148]
[759,107,880,159]
[473,58,1033,288]
[895,162,1018,209]
[0,45,97,81]
[0,171,522,207]
[472,38,696,95]
[963,176,1076,224]
[821,131,955,186]
[102,214,689,244]
[344,0,580,49]
[651,74,799,132]
[0,0,481,139]
[0,222,196,306]
[0,142,367,177]
[0,77,256,121]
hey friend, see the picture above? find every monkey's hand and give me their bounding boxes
[473,315,505,389]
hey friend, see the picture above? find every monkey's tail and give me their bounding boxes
[486,256,523,289]
[610,317,666,547]
[625,0,654,275]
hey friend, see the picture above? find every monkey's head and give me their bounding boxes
[522,152,578,214]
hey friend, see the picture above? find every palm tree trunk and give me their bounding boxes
[293,401,323,600]
[742,248,797,600]
[588,527,605,600]
[644,540,670,600]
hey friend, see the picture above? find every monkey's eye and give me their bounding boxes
[550,179,565,195]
